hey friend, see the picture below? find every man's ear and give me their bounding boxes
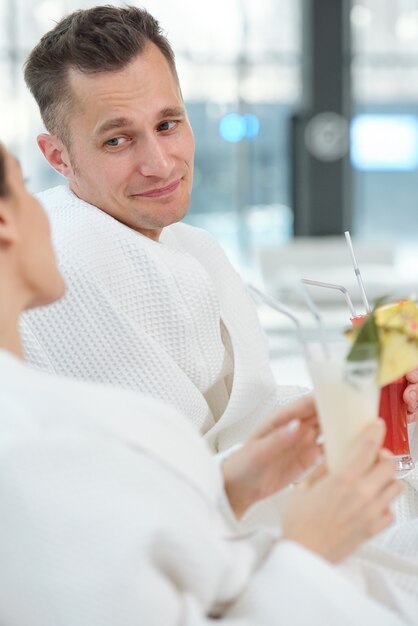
[0,197,18,246]
[37,134,75,179]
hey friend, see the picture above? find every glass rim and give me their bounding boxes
[306,340,379,364]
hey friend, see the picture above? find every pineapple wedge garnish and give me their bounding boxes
[347,300,418,386]
[375,300,418,338]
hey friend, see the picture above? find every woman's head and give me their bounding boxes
[0,144,66,310]
[0,145,8,197]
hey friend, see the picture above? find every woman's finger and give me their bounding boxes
[336,420,386,479]
[403,382,418,409]
[368,508,395,537]
[303,460,328,486]
[406,369,418,383]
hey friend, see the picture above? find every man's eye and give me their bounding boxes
[105,137,126,147]
[158,120,177,132]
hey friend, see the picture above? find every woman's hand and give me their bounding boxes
[282,419,402,564]
[404,370,418,424]
[222,395,322,519]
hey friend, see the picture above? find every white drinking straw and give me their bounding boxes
[247,284,311,360]
[299,282,329,358]
[301,278,357,318]
[344,231,371,313]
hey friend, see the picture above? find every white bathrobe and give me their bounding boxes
[0,349,415,626]
[21,185,305,453]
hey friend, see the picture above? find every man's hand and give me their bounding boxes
[222,396,322,519]
[404,370,418,424]
[282,419,402,564]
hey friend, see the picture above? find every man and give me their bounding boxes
[22,5,418,451]
[21,5,306,454]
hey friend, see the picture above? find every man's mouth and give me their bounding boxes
[134,179,181,198]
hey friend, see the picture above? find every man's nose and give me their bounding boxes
[137,134,174,178]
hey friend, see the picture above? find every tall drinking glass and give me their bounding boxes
[351,314,414,473]
[308,342,379,472]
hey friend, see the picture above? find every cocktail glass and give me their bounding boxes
[351,314,415,473]
[308,341,379,473]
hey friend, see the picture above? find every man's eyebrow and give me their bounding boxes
[95,108,186,138]
[95,117,134,138]
[158,106,186,118]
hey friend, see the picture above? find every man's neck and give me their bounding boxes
[68,184,163,241]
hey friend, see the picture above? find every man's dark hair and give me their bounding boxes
[0,146,8,198]
[24,5,178,144]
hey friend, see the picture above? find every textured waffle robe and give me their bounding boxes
[21,185,305,452]
[0,349,415,626]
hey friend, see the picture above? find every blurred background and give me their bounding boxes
[2,0,418,383]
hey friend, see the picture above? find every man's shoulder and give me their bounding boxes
[35,185,73,211]
[165,221,239,278]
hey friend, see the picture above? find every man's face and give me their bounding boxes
[62,43,195,240]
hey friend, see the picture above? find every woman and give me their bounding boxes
[0,143,412,624]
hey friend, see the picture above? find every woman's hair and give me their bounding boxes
[0,145,8,198]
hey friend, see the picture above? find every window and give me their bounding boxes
[351,0,418,240]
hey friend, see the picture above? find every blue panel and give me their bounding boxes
[351,114,418,171]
